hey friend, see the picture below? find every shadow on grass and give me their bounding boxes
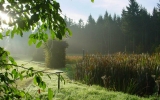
[60,64,76,80]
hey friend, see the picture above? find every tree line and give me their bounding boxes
[65,0,160,54]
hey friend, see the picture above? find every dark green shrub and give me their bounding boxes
[155,45,160,53]
[44,40,68,68]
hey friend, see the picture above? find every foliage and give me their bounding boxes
[155,45,160,53]
[0,0,72,99]
[0,47,53,99]
[44,40,68,68]
[75,53,160,97]
[0,0,71,42]
[91,0,94,3]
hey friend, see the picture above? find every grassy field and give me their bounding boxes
[12,55,158,100]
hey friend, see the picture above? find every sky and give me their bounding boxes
[56,0,158,23]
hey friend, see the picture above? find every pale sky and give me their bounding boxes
[56,0,158,23]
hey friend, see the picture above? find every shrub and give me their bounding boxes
[155,45,160,53]
[44,40,68,68]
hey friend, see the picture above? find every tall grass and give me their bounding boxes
[75,53,160,96]
[66,56,82,64]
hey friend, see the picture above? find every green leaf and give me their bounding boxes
[20,70,25,74]
[50,30,55,39]
[0,33,3,39]
[48,88,53,100]
[12,69,18,79]
[28,67,33,70]
[11,26,16,38]
[19,91,25,97]
[28,38,33,45]
[5,65,12,70]
[43,33,48,42]
[33,76,37,85]
[36,41,42,48]
[33,38,37,44]
[9,56,14,62]
[66,28,72,36]
[5,72,8,77]
[28,72,34,77]
[40,81,46,90]
[6,51,10,55]
[19,73,23,80]
[13,61,17,65]
[6,30,10,36]
[29,34,35,38]
[9,56,17,65]
[91,0,94,3]
[11,31,14,38]
[49,3,53,9]
[56,32,62,40]
[11,69,16,75]
[20,31,23,37]
[34,76,42,85]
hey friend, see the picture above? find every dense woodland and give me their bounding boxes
[65,0,160,54]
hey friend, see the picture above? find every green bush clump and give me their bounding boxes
[75,53,160,97]
[44,40,68,68]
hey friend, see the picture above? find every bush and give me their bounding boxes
[44,40,68,68]
[155,45,160,53]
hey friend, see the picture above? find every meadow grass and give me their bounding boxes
[8,55,159,100]
[14,58,153,100]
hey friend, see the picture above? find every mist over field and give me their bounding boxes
[0,0,160,99]
[1,0,160,55]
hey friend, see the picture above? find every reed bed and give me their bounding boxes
[75,53,160,96]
